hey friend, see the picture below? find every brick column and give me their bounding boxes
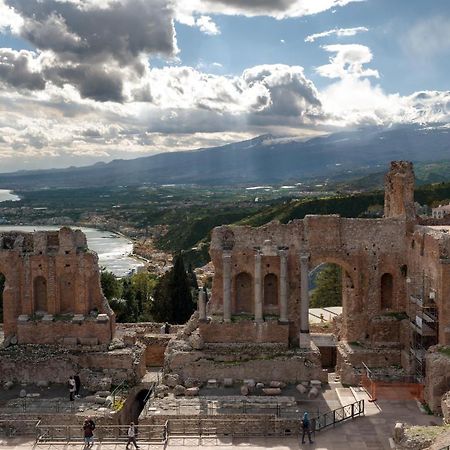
[278,249,288,323]
[254,251,263,322]
[300,252,310,338]
[198,289,207,322]
[222,251,232,322]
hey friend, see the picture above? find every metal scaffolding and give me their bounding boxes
[406,273,439,382]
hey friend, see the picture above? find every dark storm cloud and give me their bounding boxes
[0,49,45,90]
[45,64,124,102]
[243,65,322,122]
[7,0,177,66]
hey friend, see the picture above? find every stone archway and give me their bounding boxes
[234,272,253,314]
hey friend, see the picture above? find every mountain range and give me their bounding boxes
[1,123,449,189]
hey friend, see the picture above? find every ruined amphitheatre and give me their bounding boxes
[0,161,450,448]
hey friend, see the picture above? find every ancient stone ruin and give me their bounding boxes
[0,226,115,346]
[164,161,450,413]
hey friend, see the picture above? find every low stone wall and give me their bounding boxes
[0,344,146,386]
[336,342,402,384]
[165,341,325,384]
[17,319,112,345]
[424,348,450,413]
[199,321,289,345]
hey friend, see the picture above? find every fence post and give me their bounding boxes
[351,402,354,419]
[332,409,336,427]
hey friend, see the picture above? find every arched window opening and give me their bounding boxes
[34,276,48,313]
[381,273,393,309]
[263,273,278,306]
[234,272,253,314]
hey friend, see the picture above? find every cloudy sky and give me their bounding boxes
[0,0,449,171]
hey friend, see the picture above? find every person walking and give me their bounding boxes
[126,422,139,449]
[74,373,81,398]
[68,376,76,402]
[83,417,95,448]
[301,411,314,444]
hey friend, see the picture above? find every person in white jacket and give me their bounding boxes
[126,422,139,449]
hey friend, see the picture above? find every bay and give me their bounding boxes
[0,190,20,202]
[0,225,144,277]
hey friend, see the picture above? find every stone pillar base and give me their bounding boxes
[299,332,312,349]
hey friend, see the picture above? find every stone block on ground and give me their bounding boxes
[83,395,97,402]
[262,388,282,396]
[296,384,307,394]
[206,379,218,388]
[173,385,186,396]
[256,382,265,390]
[36,380,49,388]
[3,381,14,390]
[96,314,109,323]
[185,387,199,396]
[62,337,77,346]
[310,380,322,388]
[19,389,26,398]
[155,385,169,396]
[308,387,319,399]
[240,385,249,396]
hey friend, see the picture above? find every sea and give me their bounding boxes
[0,225,144,277]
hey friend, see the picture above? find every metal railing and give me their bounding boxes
[0,419,40,437]
[165,400,364,437]
[314,400,364,431]
[35,421,168,445]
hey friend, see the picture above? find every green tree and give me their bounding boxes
[100,270,122,301]
[310,264,342,308]
[122,278,139,322]
[152,254,196,324]
[131,272,157,321]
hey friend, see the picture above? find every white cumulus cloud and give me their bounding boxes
[316,44,379,79]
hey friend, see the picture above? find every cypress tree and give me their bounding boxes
[152,254,196,324]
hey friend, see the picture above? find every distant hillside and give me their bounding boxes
[0,123,450,188]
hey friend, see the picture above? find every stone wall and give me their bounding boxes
[424,348,450,413]
[199,321,289,345]
[0,343,146,386]
[17,318,112,345]
[141,335,173,366]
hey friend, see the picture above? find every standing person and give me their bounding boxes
[83,417,95,448]
[68,376,76,402]
[126,422,139,449]
[301,411,313,444]
[74,373,81,398]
